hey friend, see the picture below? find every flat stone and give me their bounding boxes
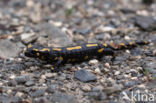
[73,28,91,35]
[74,69,96,82]
[31,89,45,98]
[89,91,107,100]
[14,75,30,84]
[4,63,25,72]
[21,32,37,44]
[120,8,135,14]
[35,23,72,47]
[25,81,35,87]
[0,96,21,103]
[134,16,156,31]
[0,40,22,58]
[51,91,77,103]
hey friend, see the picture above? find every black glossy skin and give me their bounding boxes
[24,41,149,71]
[25,44,115,63]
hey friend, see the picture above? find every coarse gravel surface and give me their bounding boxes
[0,0,155,103]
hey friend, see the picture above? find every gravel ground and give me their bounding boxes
[0,0,156,103]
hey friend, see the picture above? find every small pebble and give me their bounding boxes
[114,71,120,75]
[74,69,96,82]
[104,63,110,68]
[9,75,16,79]
[15,92,24,97]
[45,73,54,78]
[25,81,35,86]
[81,85,91,92]
[89,59,99,66]
[94,68,101,74]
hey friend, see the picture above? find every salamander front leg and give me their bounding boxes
[111,52,116,61]
[51,57,63,72]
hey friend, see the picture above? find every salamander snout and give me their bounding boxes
[24,44,39,58]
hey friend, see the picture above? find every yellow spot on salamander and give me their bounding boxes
[144,41,148,44]
[103,43,107,47]
[27,44,32,48]
[86,44,98,47]
[53,48,62,51]
[66,46,82,50]
[84,56,88,60]
[60,56,63,60]
[129,42,134,46]
[113,53,116,58]
[98,48,104,53]
[120,43,127,47]
[54,57,58,60]
[40,48,50,52]
[51,66,55,71]
[36,53,40,56]
[33,49,38,51]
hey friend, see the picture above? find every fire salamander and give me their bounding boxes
[24,40,150,71]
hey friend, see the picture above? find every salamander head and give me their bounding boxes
[24,44,41,58]
[24,44,56,61]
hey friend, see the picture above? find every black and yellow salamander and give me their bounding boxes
[24,40,150,71]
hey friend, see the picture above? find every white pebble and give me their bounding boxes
[15,92,24,97]
[95,68,101,74]
[10,75,16,79]
[114,71,120,75]
[104,63,110,68]
[89,59,99,65]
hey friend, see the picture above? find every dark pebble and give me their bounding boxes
[50,91,77,103]
[66,74,71,80]
[15,75,30,84]
[74,69,96,82]
[31,89,45,98]
[9,0,26,7]
[89,91,107,101]
[134,16,156,31]
[73,28,91,35]
[125,81,141,88]
[131,48,142,56]
[120,8,135,14]
[7,64,25,72]
[145,50,153,56]
[46,84,58,93]
[64,64,72,70]
[25,81,35,87]
[7,80,17,86]
[130,71,138,77]
[95,34,105,40]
